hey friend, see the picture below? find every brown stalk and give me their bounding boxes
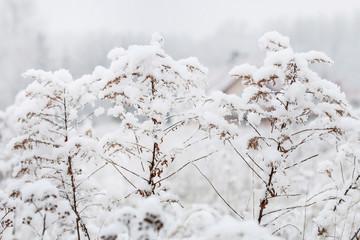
[284,154,319,170]
[258,166,276,224]
[333,174,360,211]
[64,98,90,240]
[351,226,360,240]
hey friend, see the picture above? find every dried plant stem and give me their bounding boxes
[228,140,266,184]
[154,151,217,185]
[302,189,308,240]
[351,227,360,240]
[272,224,302,236]
[263,202,316,219]
[148,142,159,194]
[284,154,318,170]
[191,162,244,219]
[64,98,90,240]
[334,174,360,211]
[258,166,275,224]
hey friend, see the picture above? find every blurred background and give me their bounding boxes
[1,0,360,110]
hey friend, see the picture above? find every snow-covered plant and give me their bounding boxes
[8,69,105,239]
[218,31,359,238]
[2,31,360,240]
[0,112,11,181]
[312,135,360,239]
[99,197,165,240]
[0,103,22,181]
[97,33,211,198]
[0,95,29,239]
[99,197,280,240]
[0,191,15,240]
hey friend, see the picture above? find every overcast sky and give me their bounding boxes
[35,0,360,40]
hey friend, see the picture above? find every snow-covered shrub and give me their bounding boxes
[7,69,106,239]
[221,31,360,238]
[96,33,212,198]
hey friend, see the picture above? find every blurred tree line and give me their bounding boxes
[0,0,359,109]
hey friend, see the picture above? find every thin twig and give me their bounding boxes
[102,157,148,182]
[244,118,261,136]
[291,127,336,136]
[285,154,319,170]
[76,162,109,188]
[246,153,265,173]
[265,209,292,228]
[307,187,335,202]
[110,163,138,189]
[263,202,316,218]
[154,151,217,185]
[228,140,266,184]
[191,162,244,219]
[272,223,302,236]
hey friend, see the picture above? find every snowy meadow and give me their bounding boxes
[0,30,360,240]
